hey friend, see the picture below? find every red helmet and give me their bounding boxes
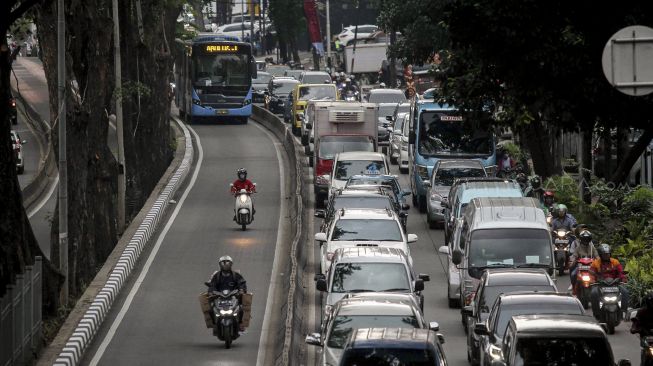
[544,191,555,198]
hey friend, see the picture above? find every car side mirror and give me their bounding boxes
[428,321,439,331]
[315,210,325,218]
[474,322,489,336]
[305,333,322,346]
[407,234,418,243]
[402,190,412,197]
[385,116,393,121]
[315,232,327,242]
[418,274,430,281]
[438,246,450,255]
[306,122,312,129]
[436,333,445,344]
[316,278,327,292]
[414,279,424,292]
[401,203,410,210]
[423,181,431,188]
[314,273,325,281]
[462,305,473,316]
[204,281,211,287]
[452,249,463,265]
[409,131,416,144]
[399,212,408,218]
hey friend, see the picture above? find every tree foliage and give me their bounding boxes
[268,0,304,62]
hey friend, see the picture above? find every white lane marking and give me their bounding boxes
[252,121,287,366]
[88,122,204,366]
[27,174,59,218]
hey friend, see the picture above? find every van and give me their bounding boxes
[291,83,338,136]
[441,197,554,309]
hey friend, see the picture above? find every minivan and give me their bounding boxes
[439,197,553,309]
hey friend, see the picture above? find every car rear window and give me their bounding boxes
[332,219,402,242]
[327,316,419,349]
[334,160,386,179]
[340,347,438,365]
[494,303,583,339]
[514,337,612,365]
[331,262,410,293]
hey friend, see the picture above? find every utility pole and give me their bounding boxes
[241,1,245,41]
[112,0,126,232]
[250,3,255,51]
[57,0,68,304]
[325,0,331,67]
[389,27,396,88]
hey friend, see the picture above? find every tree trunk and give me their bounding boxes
[119,1,177,220]
[602,128,611,179]
[609,125,653,184]
[38,0,119,301]
[580,128,592,204]
[1,14,63,316]
[188,0,206,31]
[520,117,559,178]
[290,36,300,63]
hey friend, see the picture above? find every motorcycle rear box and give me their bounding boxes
[242,292,253,327]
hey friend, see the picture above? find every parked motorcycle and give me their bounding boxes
[592,277,624,334]
[553,229,572,275]
[231,184,256,230]
[572,257,594,309]
[206,288,242,348]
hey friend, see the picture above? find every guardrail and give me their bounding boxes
[0,257,43,366]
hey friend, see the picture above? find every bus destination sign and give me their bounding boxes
[204,44,239,53]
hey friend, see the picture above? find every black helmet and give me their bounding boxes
[219,255,233,271]
[516,173,528,184]
[578,230,592,244]
[237,168,247,181]
[530,175,541,188]
[645,291,653,309]
[597,243,611,261]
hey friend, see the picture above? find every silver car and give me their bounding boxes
[389,112,408,166]
[424,159,486,229]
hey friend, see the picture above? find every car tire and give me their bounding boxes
[418,196,427,213]
[447,284,460,308]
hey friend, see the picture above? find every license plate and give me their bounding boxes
[555,239,567,244]
[602,286,619,292]
[578,265,591,270]
[215,109,229,115]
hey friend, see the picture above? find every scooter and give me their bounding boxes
[206,288,242,349]
[572,257,594,309]
[553,229,572,275]
[592,277,624,334]
[231,184,256,230]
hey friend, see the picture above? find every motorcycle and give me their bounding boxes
[344,89,360,102]
[572,257,594,309]
[206,287,242,348]
[231,184,256,230]
[592,277,624,334]
[553,229,572,275]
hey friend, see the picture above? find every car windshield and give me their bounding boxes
[272,81,297,95]
[319,137,375,159]
[332,219,402,241]
[514,337,612,365]
[298,85,336,100]
[252,73,272,84]
[334,160,386,180]
[418,111,493,157]
[339,348,437,366]
[331,263,411,293]
[468,229,552,276]
[301,74,331,84]
[433,167,486,186]
[494,303,582,339]
[333,196,393,211]
[368,91,407,104]
[327,315,419,349]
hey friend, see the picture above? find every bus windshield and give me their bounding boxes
[418,111,493,157]
[193,53,250,87]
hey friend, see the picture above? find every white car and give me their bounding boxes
[215,22,259,40]
[314,208,418,274]
[337,25,378,46]
[329,151,390,193]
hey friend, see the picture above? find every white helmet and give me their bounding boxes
[219,255,233,271]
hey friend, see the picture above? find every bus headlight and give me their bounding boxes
[243,99,252,106]
[415,165,429,181]
[192,98,202,106]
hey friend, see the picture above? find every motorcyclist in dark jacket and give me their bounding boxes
[207,255,247,331]
[631,292,653,365]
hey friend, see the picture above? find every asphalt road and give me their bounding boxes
[306,146,641,365]
[14,104,42,189]
[81,118,289,365]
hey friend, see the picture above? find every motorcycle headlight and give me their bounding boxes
[219,309,234,315]
[489,344,503,360]
[415,165,429,181]
[239,194,248,203]
[557,230,566,238]
[581,275,591,282]
[603,296,618,302]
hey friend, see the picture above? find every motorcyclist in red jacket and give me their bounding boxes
[231,168,256,220]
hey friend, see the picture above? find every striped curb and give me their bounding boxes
[52,118,193,366]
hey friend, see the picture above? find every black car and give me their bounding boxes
[265,77,299,114]
[251,71,272,103]
[474,292,584,366]
[462,268,557,363]
[338,327,447,366]
[494,314,630,366]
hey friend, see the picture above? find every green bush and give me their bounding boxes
[501,142,525,162]
[622,186,653,220]
[624,252,653,308]
[542,175,580,212]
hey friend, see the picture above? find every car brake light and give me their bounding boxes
[11,99,16,107]
[465,291,476,305]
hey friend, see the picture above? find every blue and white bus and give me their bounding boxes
[408,100,496,211]
[175,34,256,124]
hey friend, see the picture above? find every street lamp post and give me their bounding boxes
[326,0,331,68]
